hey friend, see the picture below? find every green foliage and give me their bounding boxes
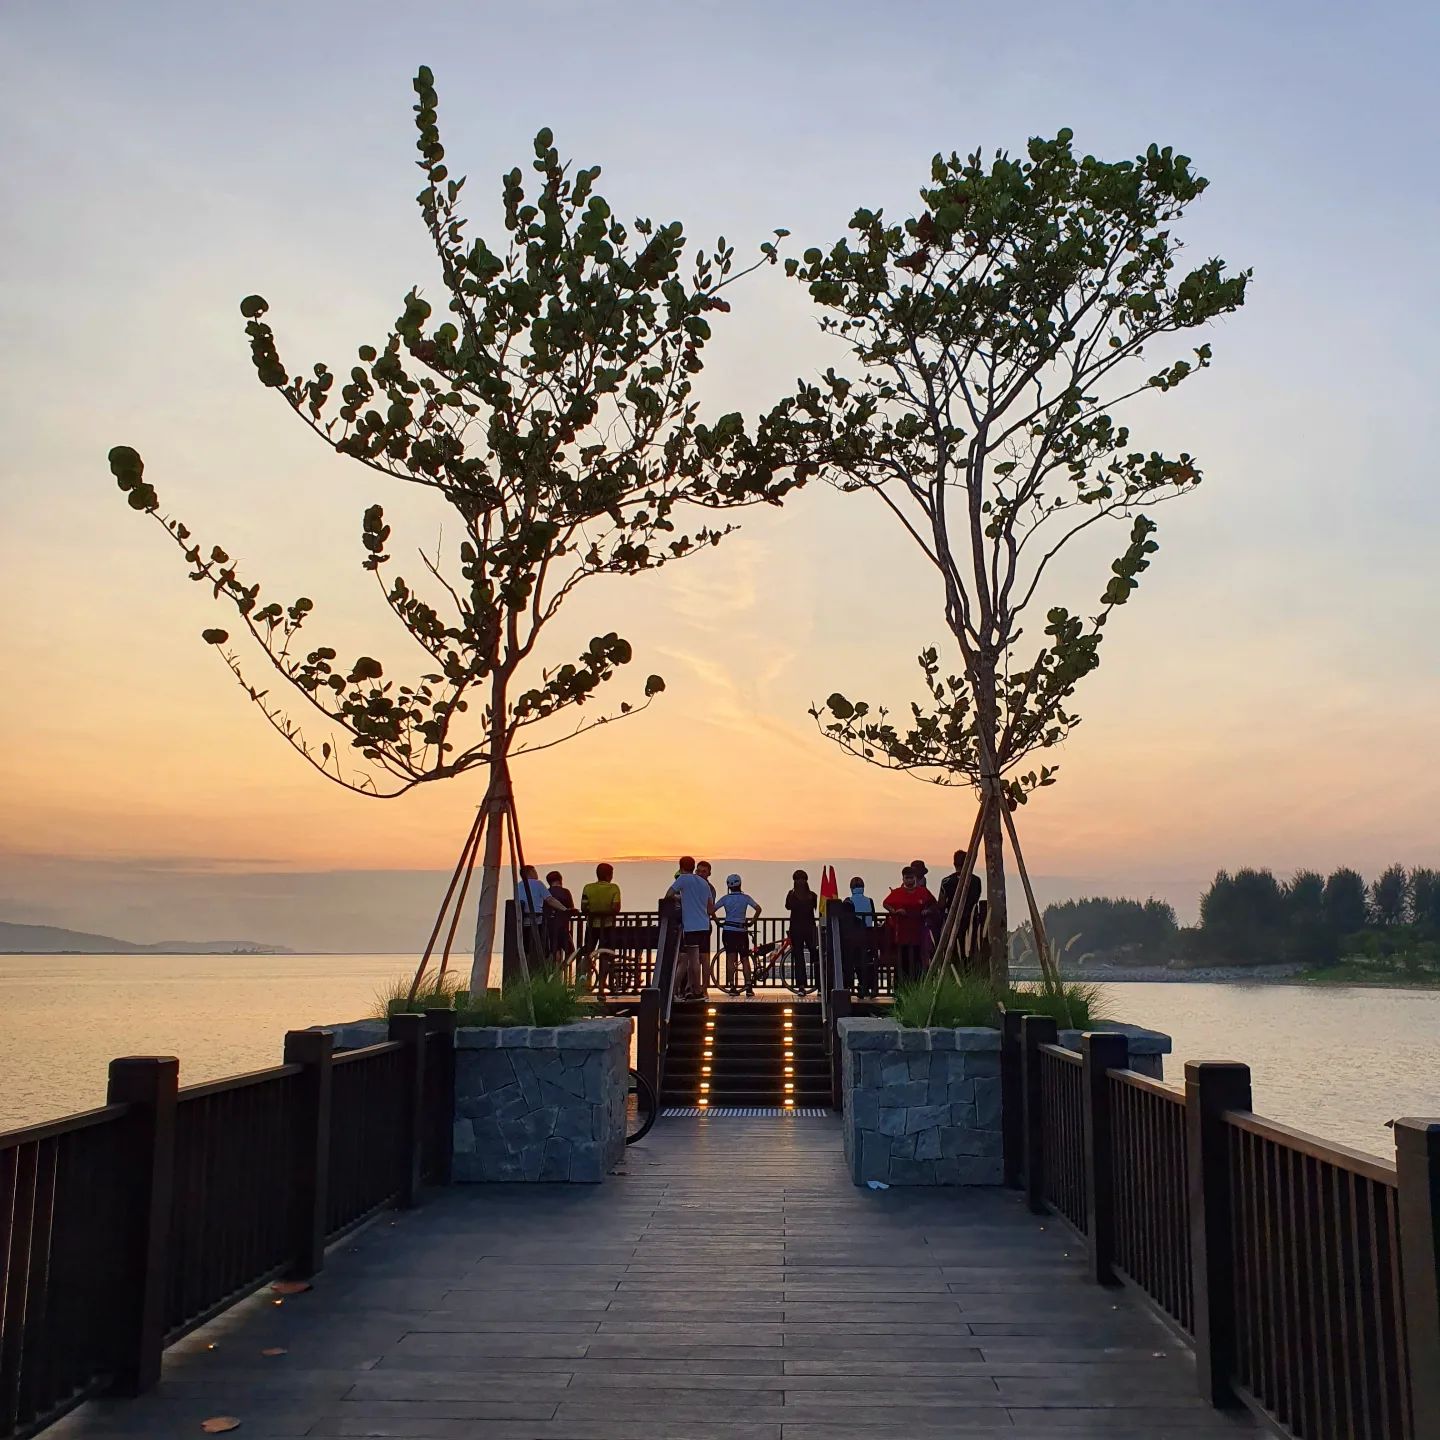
[1191,864,1440,970]
[1322,868,1369,936]
[1006,978,1109,1030]
[372,970,466,1018]
[891,970,1108,1030]
[454,967,593,1027]
[893,970,1002,1029]
[1198,868,1287,963]
[109,69,796,798]
[1369,863,1409,927]
[1040,896,1177,964]
[783,132,1249,804]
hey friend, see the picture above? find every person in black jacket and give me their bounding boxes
[937,849,983,960]
[785,869,820,993]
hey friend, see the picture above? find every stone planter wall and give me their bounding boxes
[453,1017,630,1183]
[838,1017,1172,1187]
[839,1019,1004,1187]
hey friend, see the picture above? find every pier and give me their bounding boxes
[2,933,1438,1440]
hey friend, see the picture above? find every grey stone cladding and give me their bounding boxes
[839,1019,1004,1187]
[838,1017,1171,1187]
[451,1017,631,1183]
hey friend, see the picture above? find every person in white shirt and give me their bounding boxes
[667,856,714,1002]
[712,874,761,996]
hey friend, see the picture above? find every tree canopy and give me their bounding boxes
[109,67,795,799]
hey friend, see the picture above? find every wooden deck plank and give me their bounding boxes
[42,1116,1255,1439]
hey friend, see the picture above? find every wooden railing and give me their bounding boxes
[0,1012,456,1440]
[1006,1013,1440,1440]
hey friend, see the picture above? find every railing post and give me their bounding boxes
[105,1056,179,1396]
[388,1013,427,1207]
[829,989,852,1111]
[637,987,661,1099]
[1395,1118,1440,1439]
[1081,1031,1127,1285]
[282,1029,334,1277]
[1185,1060,1251,1408]
[501,898,520,986]
[1021,1015,1057,1215]
[424,1009,458,1186]
[1001,1009,1029,1189]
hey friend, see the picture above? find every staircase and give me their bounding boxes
[660,1000,830,1109]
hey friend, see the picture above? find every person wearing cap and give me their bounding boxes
[711,873,760,996]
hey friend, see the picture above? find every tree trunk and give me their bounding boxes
[468,675,511,994]
[981,796,1009,987]
[468,768,507,994]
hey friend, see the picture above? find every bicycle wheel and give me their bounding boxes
[626,1068,658,1145]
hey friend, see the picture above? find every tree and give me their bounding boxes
[1411,867,1440,932]
[1322,867,1369,938]
[1199,867,1285,964]
[108,68,795,990]
[787,132,1249,979]
[1041,895,1177,963]
[1282,869,1333,964]
[1369,863,1410,927]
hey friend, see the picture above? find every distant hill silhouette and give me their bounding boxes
[0,920,292,955]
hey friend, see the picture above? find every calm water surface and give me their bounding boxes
[3,956,1436,1156]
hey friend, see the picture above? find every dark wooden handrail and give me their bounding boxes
[1013,1030,1439,1440]
[0,1015,456,1440]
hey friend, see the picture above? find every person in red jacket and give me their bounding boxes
[884,866,936,985]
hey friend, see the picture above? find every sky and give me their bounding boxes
[2,0,1438,947]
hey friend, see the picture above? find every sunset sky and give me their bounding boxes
[2,1,1437,946]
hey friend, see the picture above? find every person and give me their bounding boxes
[696,861,719,986]
[884,866,936,984]
[910,857,940,960]
[846,875,879,998]
[712,873,760,996]
[515,864,555,965]
[579,862,623,986]
[543,871,575,968]
[667,856,714,1002]
[785,869,820,993]
[937,849,983,961]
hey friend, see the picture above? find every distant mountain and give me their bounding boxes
[0,921,293,955]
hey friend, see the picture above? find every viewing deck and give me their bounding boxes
[45,1116,1254,1440]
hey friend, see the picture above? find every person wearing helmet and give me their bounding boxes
[711,873,760,996]
[785,868,820,993]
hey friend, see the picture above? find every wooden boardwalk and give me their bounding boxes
[49,1118,1255,1440]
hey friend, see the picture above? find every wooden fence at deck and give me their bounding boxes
[1000,1010,1440,1440]
[0,1011,457,1440]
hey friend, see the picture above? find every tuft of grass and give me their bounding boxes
[1004,978,1109,1030]
[893,970,1003,1029]
[372,971,466,1020]
[890,970,1112,1032]
[452,966,594,1028]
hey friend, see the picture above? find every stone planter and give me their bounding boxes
[838,1017,1171,1188]
[453,1017,631,1183]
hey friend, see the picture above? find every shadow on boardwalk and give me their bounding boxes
[50,1119,1255,1439]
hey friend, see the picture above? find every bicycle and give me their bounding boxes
[626,1067,657,1144]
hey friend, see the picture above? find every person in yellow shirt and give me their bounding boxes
[580,863,622,988]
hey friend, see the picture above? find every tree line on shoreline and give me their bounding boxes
[1012,865,1440,975]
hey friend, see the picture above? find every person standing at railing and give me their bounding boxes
[936,848,982,963]
[842,876,880,997]
[712,873,760,996]
[696,860,720,988]
[785,869,820,994]
[667,856,714,1002]
[516,864,561,967]
[544,871,576,969]
[579,862,622,990]
[884,866,935,984]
